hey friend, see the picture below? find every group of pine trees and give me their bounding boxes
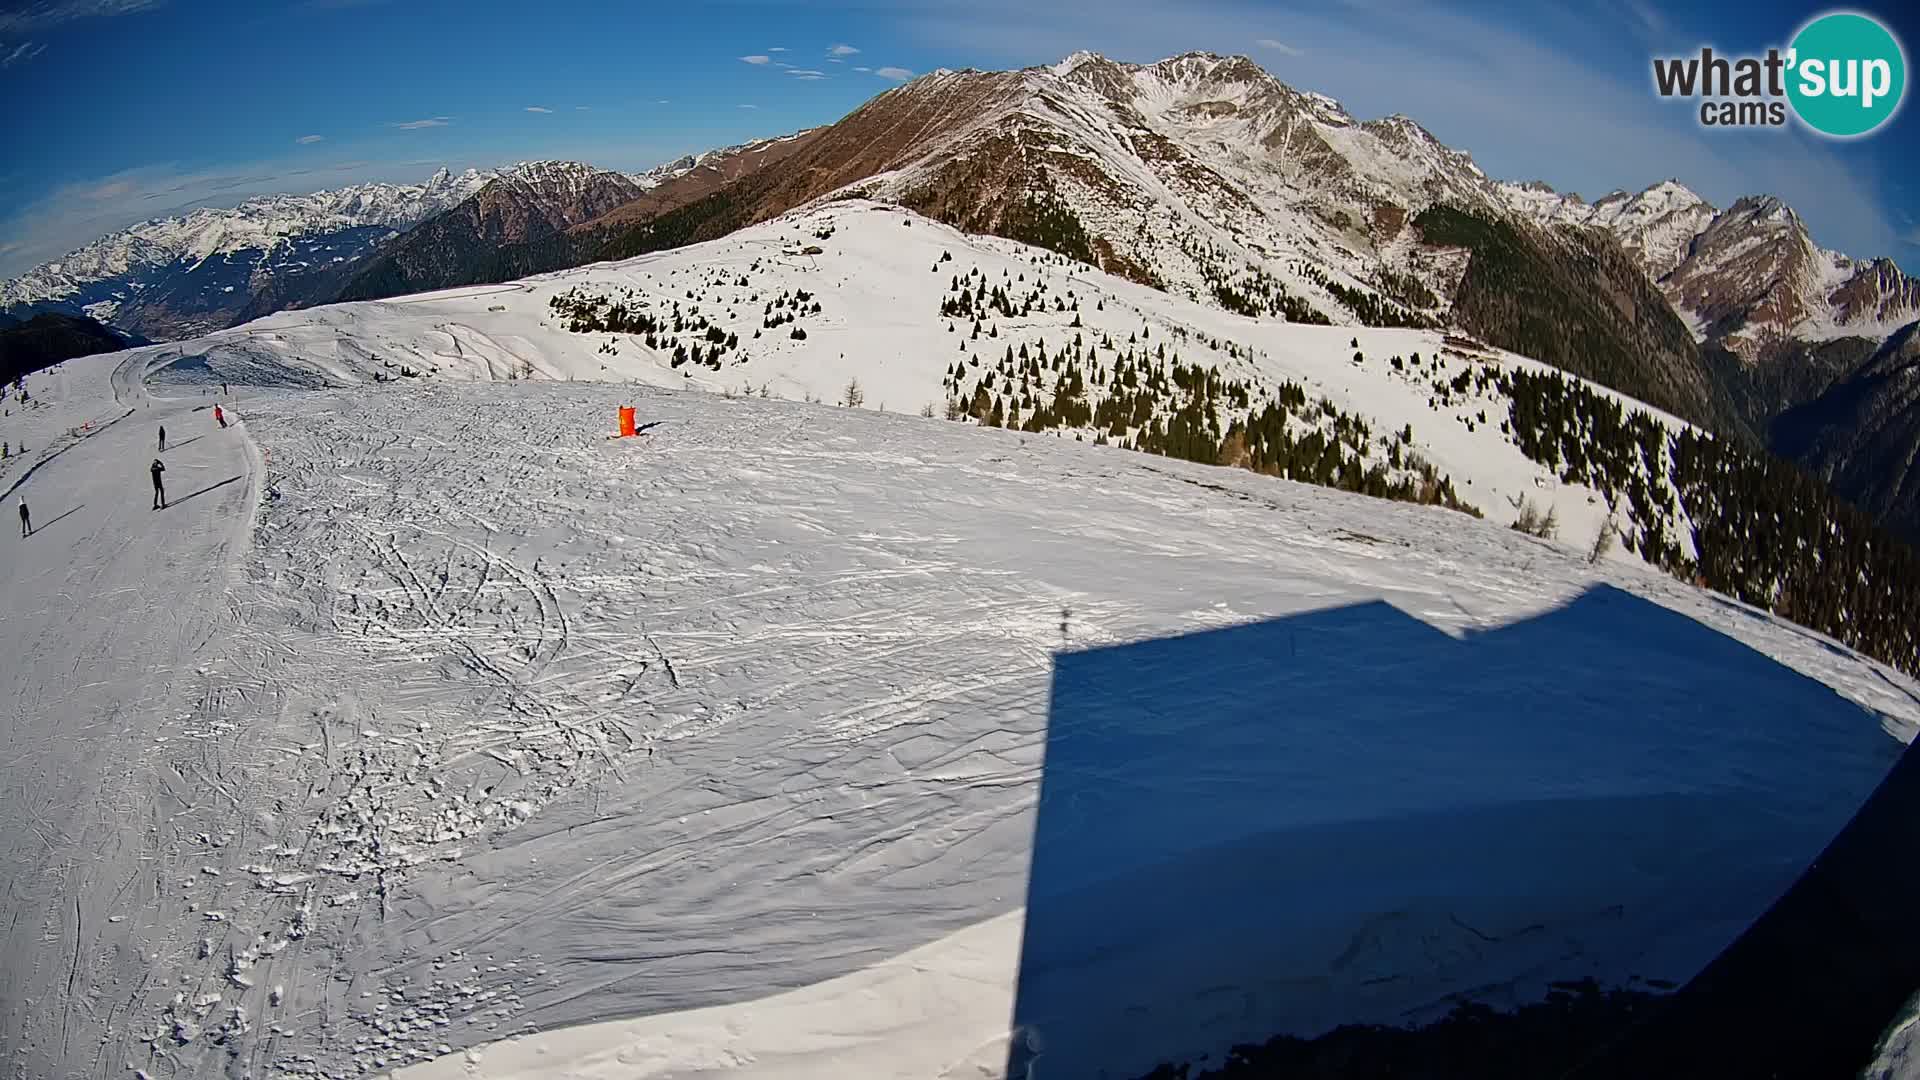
[931,267,1476,517]
[1180,237,1321,325]
[996,192,1099,268]
[939,264,1084,324]
[1411,203,1735,434]
[549,287,737,372]
[548,277,825,373]
[1502,367,1920,677]
[1296,262,1437,329]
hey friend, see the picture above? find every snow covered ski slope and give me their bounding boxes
[167,200,1702,567]
[1,206,1918,1080]
[1,352,264,1079]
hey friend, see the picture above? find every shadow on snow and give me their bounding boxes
[28,503,84,534]
[1004,583,1905,1079]
[164,474,244,510]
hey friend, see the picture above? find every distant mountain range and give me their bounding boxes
[0,154,770,342]
[1,168,494,338]
[5,50,1918,539]
[334,133,821,304]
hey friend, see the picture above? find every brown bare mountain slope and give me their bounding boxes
[336,162,651,301]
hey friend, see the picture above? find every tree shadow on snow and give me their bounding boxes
[1004,583,1907,1080]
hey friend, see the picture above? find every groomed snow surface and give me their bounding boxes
[4,206,1919,1080]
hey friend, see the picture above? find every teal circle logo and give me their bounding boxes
[1787,11,1907,137]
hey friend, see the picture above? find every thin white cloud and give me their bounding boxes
[655,99,669,105]
[1617,0,1665,44]
[774,60,793,67]
[787,68,827,77]
[391,117,450,129]
[740,54,771,65]
[852,65,870,72]
[294,134,325,144]
[525,105,552,113]
[874,65,913,81]
[575,105,591,111]
[82,179,134,200]
[827,57,844,63]
[737,103,758,109]
[767,46,787,52]
[0,0,161,34]
[828,43,859,56]
[1,40,48,66]
[1255,37,1302,56]
[1903,226,1920,248]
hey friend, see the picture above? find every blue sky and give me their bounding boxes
[0,0,1915,278]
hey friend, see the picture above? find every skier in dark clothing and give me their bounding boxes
[151,458,167,510]
[158,424,167,451]
[17,500,28,537]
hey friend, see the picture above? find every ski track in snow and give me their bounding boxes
[2,215,1919,1080]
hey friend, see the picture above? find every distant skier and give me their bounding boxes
[151,458,167,510]
[17,499,28,538]
[213,405,226,429]
[221,381,229,396]
[158,424,167,451]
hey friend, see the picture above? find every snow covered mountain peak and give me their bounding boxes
[488,160,634,203]
[500,159,604,181]
[1051,49,1106,75]
[1642,178,1707,207]
[1500,175,1718,282]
